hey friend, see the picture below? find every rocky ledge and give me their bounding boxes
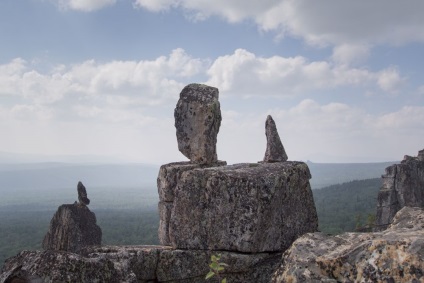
[272,206,424,283]
[0,245,281,283]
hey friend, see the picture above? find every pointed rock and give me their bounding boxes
[78,181,90,206]
[263,115,288,162]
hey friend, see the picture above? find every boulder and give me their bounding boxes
[167,162,318,252]
[42,203,102,253]
[263,115,288,162]
[0,245,281,283]
[375,149,424,230]
[174,83,222,164]
[272,206,424,283]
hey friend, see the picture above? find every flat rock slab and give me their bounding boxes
[168,161,318,252]
[0,245,281,283]
[272,206,424,283]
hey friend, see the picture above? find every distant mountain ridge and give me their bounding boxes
[0,159,397,191]
[0,163,159,190]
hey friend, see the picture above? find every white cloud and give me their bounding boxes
[206,49,401,97]
[58,0,116,12]
[133,0,424,49]
[0,49,206,108]
[219,99,424,163]
[331,44,370,66]
[377,67,405,94]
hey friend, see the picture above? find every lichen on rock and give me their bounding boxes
[174,83,222,164]
[272,206,424,283]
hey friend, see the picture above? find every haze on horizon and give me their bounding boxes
[1,0,424,165]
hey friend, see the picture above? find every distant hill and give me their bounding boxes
[0,160,396,191]
[307,161,395,189]
[313,178,382,234]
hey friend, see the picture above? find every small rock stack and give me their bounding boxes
[42,182,102,253]
[158,83,318,254]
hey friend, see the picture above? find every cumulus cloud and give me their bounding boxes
[133,0,424,51]
[0,49,206,108]
[331,44,370,66]
[58,0,116,12]
[377,67,405,94]
[219,99,424,163]
[206,49,403,96]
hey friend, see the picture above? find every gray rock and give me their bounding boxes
[375,149,424,230]
[77,181,90,206]
[263,115,288,162]
[0,245,281,283]
[42,203,102,253]
[272,206,424,283]
[168,162,318,252]
[174,83,222,164]
[157,161,226,245]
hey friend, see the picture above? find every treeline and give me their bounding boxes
[312,178,382,234]
[0,209,159,267]
[1,179,383,268]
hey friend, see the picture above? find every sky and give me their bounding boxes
[1,0,424,164]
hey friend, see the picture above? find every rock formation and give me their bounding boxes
[77,181,90,205]
[160,84,318,252]
[174,83,221,164]
[375,149,424,230]
[272,206,424,283]
[158,161,227,245]
[42,182,101,253]
[2,83,422,283]
[263,115,288,162]
[0,246,281,283]
[166,162,317,252]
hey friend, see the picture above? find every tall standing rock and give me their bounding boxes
[375,148,424,231]
[263,115,288,162]
[174,83,221,164]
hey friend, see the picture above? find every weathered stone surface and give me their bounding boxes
[157,161,226,245]
[174,83,222,164]
[375,149,424,230]
[263,115,288,162]
[168,162,318,252]
[0,245,281,283]
[272,206,424,283]
[77,181,90,205]
[42,203,102,253]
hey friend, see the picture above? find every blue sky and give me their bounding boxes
[1,0,424,164]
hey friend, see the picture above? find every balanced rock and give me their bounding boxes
[42,203,102,253]
[375,148,424,231]
[161,161,318,253]
[78,181,90,205]
[272,206,424,283]
[263,115,288,162]
[174,83,222,164]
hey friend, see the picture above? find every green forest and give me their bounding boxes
[0,178,382,268]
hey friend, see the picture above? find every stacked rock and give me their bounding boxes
[42,182,102,253]
[158,83,318,253]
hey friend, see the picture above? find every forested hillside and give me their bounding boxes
[313,178,382,234]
